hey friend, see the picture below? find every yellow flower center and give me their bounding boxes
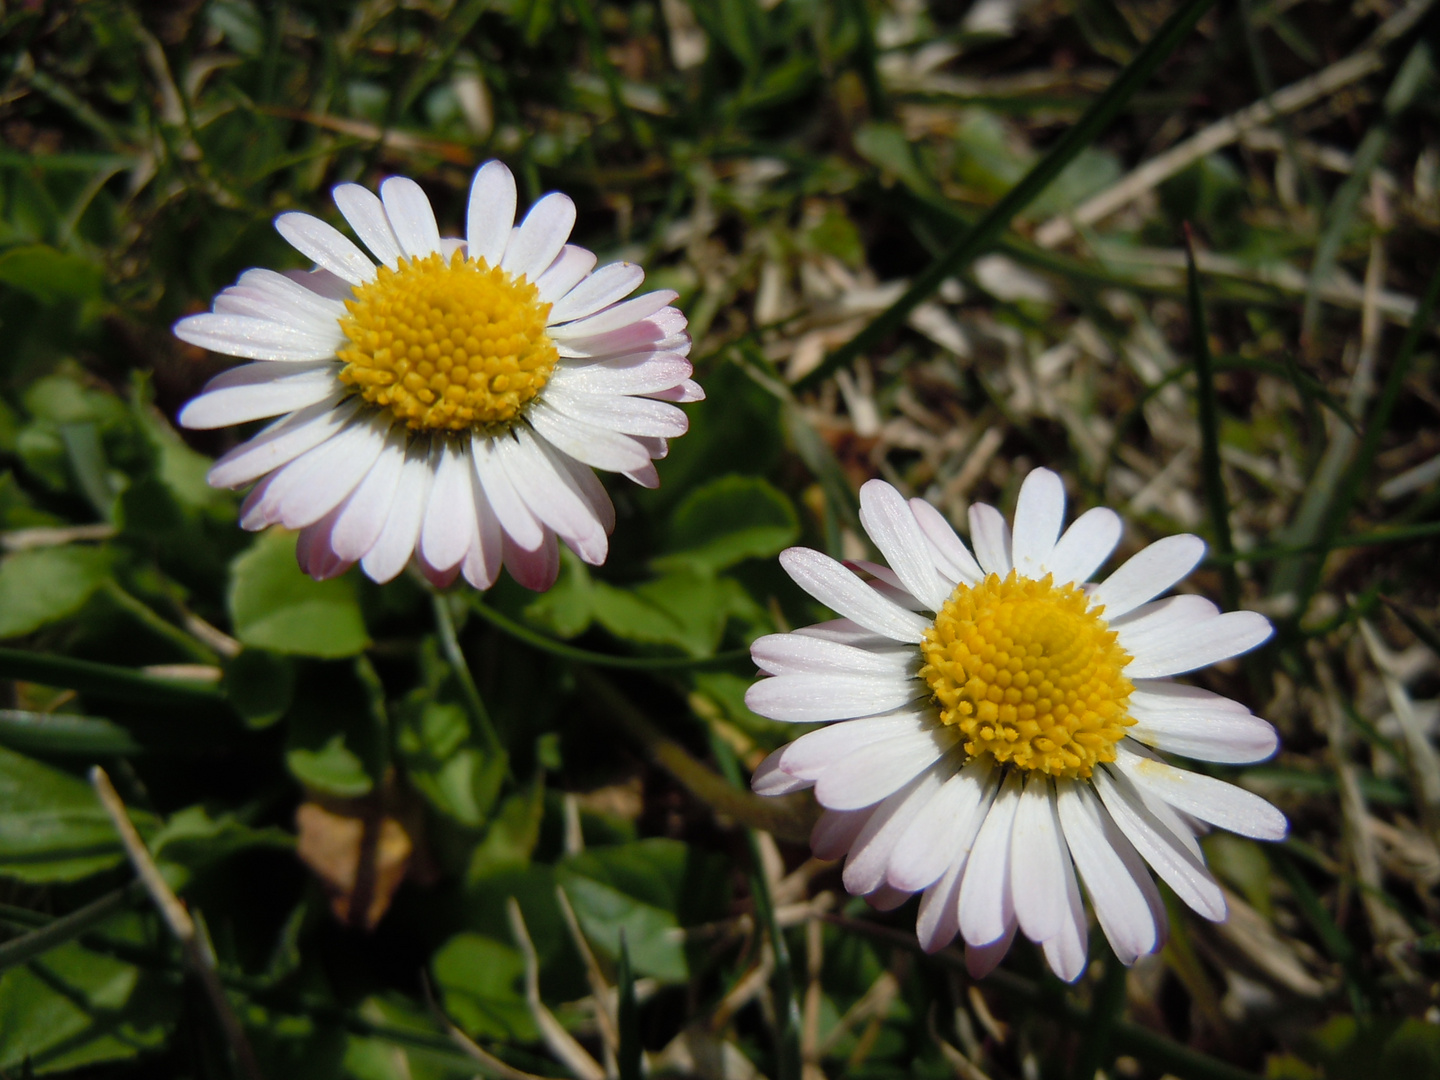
[336,251,558,433]
[918,571,1134,779]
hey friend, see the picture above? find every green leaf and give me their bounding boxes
[284,660,387,797]
[0,545,113,640]
[0,744,155,883]
[854,122,938,197]
[228,530,369,657]
[655,474,799,573]
[0,938,176,1074]
[465,782,544,882]
[592,569,729,658]
[399,700,506,828]
[0,245,104,305]
[286,733,373,798]
[558,838,728,982]
[221,649,295,728]
[431,933,536,1041]
[0,709,141,757]
[150,804,292,887]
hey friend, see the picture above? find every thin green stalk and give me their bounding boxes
[1184,225,1241,611]
[0,647,229,708]
[798,0,1217,390]
[103,582,219,665]
[568,0,652,147]
[470,599,751,670]
[0,883,145,974]
[431,592,503,757]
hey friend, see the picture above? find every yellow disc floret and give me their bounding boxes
[337,251,558,432]
[918,571,1134,778]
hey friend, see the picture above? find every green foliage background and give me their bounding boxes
[1,0,1440,1077]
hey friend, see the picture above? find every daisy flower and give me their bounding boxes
[747,469,1286,982]
[174,161,699,589]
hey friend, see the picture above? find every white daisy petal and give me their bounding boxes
[213,286,342,336]
[235,268,350,322]
[269,416,388,529]
[866,885,911,912]
[333,183,404,268]
[179,362,339,428]
[549,290,680,340]
[1011,468,1066,577]
[535,245,600,303]
[275,212,377,285]
[1045,506,1123,586]
[207,397,357,488]
[541,386,688,438]
[420,442,478,571]
[500,527,559,592]
[859,481,952,611]
[1114,744,1288,841]
[502,192,576,281]
[909,497,983,585]
[647,379,705,402]
[772,712,929,781]
[526,402,652,474]
[554,310,689,360]
[553,452,616,534]
[1126,682,1279,764]
[778,548,932,643]
[814,725,960,810]
[330,429,407,561]
[888,759,996,892]
[1055,778,1158,964]
[380,176,442,259]
[1123,611,1273,678]
[958,769,1022,946]
[843,769,945,895]
[916,851,966,953]
[471,435,545,551]
[361,442,435,583]
[968,503,1012,577]
[548,262,645,324]
[466,161,518,266]
[749,633,914,677]
[1112,594,1221,647]
[811,808,871,860]
[174,313,344,362]
[745,672,925,724]
[461,471,504,590]
[548,354,693,397]
[751,746,815,797]
[498,428,608,565]
[1090,534,1206,618]
[794,618,898,651]
[1010,775,1068,942]
[1040,850,1088,982]
[1094,766,1226,921]
[965,919,1018,979]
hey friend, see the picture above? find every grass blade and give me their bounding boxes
[1185,224,1241,611]
[616,931,641,1080]
[798,0,1217,390]
[0,647,228,707]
